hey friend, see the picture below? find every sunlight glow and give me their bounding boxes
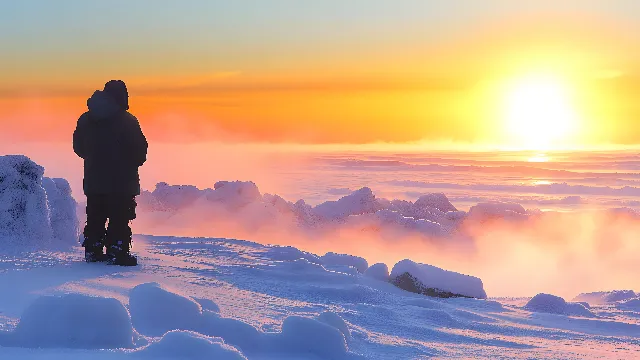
[504,74,579,150]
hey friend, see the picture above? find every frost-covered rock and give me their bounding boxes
[313,187,381,221]
[0,155,79,249]
[321,252,368,273]
[525,293,595,317]
[0,155,52,248]
[573,290,637,305]
[414,193,457,213]
[390,259,487,299]
[12,294,134,349]
[364,263,390,282]
[42,177,79,246]
[129,282,204,336]
[135,330,247,360]
[206,181,262,210]
[263,193,294,214]
[144,182,204,211]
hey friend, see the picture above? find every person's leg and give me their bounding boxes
[83,194,108,262]
[105,196,137,266]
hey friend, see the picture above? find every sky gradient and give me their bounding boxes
[2,1,640,147]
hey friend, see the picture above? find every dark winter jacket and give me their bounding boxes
[73,90,148,196]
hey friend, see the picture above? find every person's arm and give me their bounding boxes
[127,115,148,167]
[73,114,88,159]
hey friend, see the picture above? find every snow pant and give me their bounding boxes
[82,194,136,253]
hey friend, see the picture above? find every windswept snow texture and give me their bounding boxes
[0,155,78,250]
[525,293,595,317]
[573,290,638,305]
[2,236,640,359]
[390,259,487,299]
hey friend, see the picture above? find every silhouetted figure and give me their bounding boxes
[73,80,148,266]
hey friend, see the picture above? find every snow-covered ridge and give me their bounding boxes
[136,180,539,239]
[0,155,79,250]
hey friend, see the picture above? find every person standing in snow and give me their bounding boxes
[73,80,148,266]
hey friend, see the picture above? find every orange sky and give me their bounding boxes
[1,1,640,148]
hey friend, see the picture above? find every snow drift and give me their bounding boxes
[390,259,487,299]
[135,330,247,360]
[128,282,361,359]
[525,293,595,317]
[0,155,79,250]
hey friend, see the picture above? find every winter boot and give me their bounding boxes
[106,241,138,266]
[84,243,107,263]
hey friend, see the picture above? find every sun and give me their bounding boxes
[503,74,578,150]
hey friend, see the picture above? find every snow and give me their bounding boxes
[321,252,369,273]
[42,177,80,246]
[135,330,247,360]
[467,201,528,222]
[1,235,640,359]
[525,293,595,317]
[617,298,640,310]
[129,282,204,337]
[573,290,637,305]
[275,316,353,359]
[0,155,79,250]
[8,294,134,349]
[207,181,263,210]
[390,259,487,299]
[316,311,351,344]
[414,193,457,213]
[363,263,390,282]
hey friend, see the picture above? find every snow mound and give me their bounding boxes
[135,330,247,360]
[199,311,264,353]
[12,294,133,349]
[390,259,487,299]
[275,316,350,358]
[321,252,369,273]
[129,282,203,336]
[313,187,381,221]
[573,290,637,305]
[414,193,457,213]
[525,293,595,317]
[364,263,390,282]
[467,202,528,222]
